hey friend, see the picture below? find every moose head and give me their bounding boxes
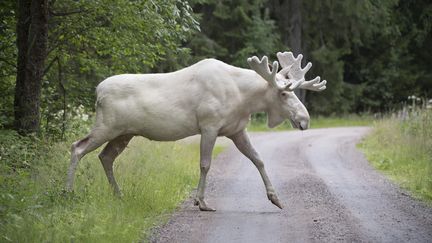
[247,52,327,130]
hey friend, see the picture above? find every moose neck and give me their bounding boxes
[238,71,279,116]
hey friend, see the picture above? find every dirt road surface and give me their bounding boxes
[151,127,432,243]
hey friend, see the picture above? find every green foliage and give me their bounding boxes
[187,0,281,66]
[247,120,295,132]
[40,104,94,140]
[0,128,216,242]
[340,0,432,112]
[2,0,431,134]
[359,108,432,202]
[40,0,199,136]
[48,0,198,73]
[308,46,349,114]
[184,0,432,115]
[0,0,199,134]
[0,130,44,171]
[310,114,374,128]
[300,0,399,114]
[0,0,17,127]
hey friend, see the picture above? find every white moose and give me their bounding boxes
[66,51,326,211]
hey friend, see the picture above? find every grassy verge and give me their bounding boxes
[0,130,223,242]
[359,109,432,203]
[310,115,374,128]
[248,114,373,131]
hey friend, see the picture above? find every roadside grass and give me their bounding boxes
[359,109,432,203]
[310,115,374,128]
[248,114,373,131]
[247,120,293,131]
[0,130,223,242]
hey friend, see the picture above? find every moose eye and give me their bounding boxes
[280,91,289,98]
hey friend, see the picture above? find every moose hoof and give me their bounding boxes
[194,199,216,211]
[268,193,283,209]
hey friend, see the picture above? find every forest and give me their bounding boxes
[0,0,431,242]
[0,0,431,136]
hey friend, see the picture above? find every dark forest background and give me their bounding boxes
[1,0,431,137]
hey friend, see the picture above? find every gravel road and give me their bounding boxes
[151,127,432,243]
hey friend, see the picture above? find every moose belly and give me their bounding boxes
[117,111,199,142]
[135,122,199,141]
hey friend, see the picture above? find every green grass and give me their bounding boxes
[310,115,374,128]
[359,109,432,203]
[0,131,224,242]
[247,114,374,131]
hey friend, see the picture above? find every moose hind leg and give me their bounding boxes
[66,134,107,192]
[98,135,133,197]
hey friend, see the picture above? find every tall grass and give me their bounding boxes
[359,109,432,202]
[0,131,208,242]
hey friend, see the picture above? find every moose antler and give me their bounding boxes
[276,52,326,91]
[247,56,282,89]
[247,52,326,92]
[247,55,296,90]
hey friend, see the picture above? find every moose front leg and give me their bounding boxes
[194,130,217,211]
[229,130,283,209]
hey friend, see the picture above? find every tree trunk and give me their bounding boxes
[288,0,306,104]
[14,0,48,135]
[269,0,306,104]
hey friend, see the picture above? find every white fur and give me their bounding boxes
[95,59,310,139]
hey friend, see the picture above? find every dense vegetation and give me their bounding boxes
[360,108,432,202]
[1,0,431,135]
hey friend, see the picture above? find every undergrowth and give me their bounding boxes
[0,128,216,242]
[359,109,432,202]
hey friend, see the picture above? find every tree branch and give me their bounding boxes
[57,56,66,139]
[43,56,59,77]
[49,8,87,17]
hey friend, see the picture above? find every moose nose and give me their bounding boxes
[299,120,309,130]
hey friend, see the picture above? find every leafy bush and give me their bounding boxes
[39,104,94,140]
[0,130,35,170]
